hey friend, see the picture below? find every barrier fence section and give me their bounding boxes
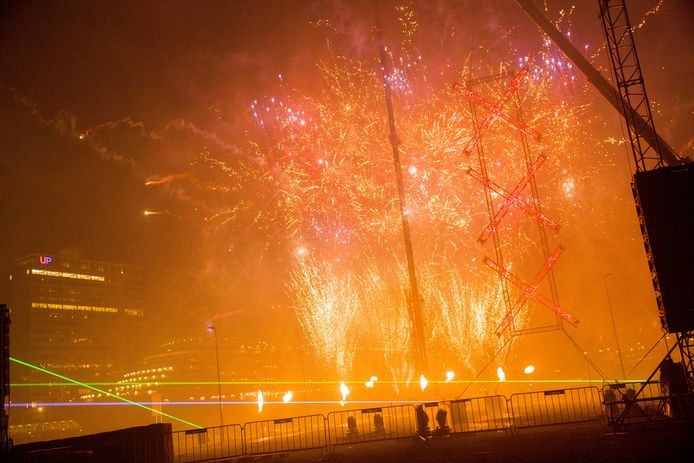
[509,386,603,429]
[168,389,621,460]
[243,414,326,457]
[421,396,511,435]
[171,424,243,463]
[326,404,416,447]
[602,381,679,426]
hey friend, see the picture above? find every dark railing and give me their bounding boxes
[326,404,416,447]
[166,384,690,462]
[171,424,243,462]
[509,386,604,429]
[243,414,326,457]
[601,381,691,428]
[425,395,511,434]
[14,384,689,463]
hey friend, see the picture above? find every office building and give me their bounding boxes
[9,251,145,381]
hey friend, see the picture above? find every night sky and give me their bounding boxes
[1,0,692,366]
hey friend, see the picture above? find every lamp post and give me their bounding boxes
[207,323,224,428]
[604,273,626,380]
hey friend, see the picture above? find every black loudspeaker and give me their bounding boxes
[633,163,694,333]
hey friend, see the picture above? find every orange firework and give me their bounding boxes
[187,6,616,383]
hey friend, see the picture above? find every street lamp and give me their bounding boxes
[604,273,626,380]
[207,323,224,428]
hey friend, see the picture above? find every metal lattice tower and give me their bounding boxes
[464,72,515,334]
[599,0,663,172]
[514,88,566,334]
[459,70,578,338]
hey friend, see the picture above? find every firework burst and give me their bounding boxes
[167,5,617,383]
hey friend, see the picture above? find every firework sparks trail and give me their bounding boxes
[291,260,359,377]
[0,0,673,392]
[362,262,413,388]
[159,5,627,382]
[424,270,512,372]
[252,32,595,378]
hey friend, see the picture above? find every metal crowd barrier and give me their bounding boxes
[171,424,243,462]
[168,389,627,461]
[326,404,416,447]
[602,381,680,427]
[509,386,603,429]
[432,396,511,433]
[243,414,327,457]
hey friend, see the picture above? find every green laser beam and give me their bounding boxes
[9,357,202,429]
[11,378,646,387]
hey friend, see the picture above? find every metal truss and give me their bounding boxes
[599,0,664,171]
[457,70,566,337]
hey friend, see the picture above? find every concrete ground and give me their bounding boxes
[279,421,694,462]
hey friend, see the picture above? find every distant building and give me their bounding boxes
[8,251,145,381]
